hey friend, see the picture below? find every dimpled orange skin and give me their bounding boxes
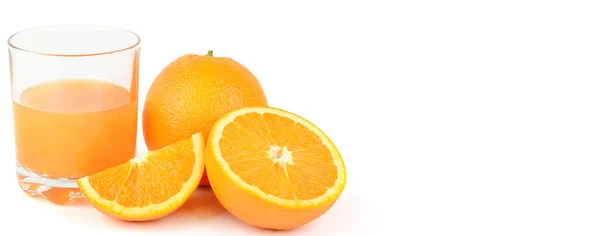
[142,52,268,185]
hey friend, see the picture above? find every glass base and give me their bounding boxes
[16,162,85,204]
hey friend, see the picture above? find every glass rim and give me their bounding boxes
[7,24,141,57]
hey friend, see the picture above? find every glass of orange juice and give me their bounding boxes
[8,25,140,204]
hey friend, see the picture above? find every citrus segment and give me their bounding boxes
[206,107,346,230]
[77,133,204,221]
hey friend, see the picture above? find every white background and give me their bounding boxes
[1,0,599,235]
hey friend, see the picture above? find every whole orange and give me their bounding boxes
[142,51,268,185]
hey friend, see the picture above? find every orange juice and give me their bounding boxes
[13,79,137,178]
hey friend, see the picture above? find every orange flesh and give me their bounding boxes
[13,79,137,178]
[219,112,338,200]
[87,137,196,207]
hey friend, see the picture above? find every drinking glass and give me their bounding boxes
[8,25,140,204]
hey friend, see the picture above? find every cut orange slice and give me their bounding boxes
[77,133,204,221]
[206,107,347,230]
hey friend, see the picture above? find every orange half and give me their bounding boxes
[206,107,347,230]
[77,133,204,221]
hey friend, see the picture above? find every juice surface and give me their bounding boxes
[13,79,138,178]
